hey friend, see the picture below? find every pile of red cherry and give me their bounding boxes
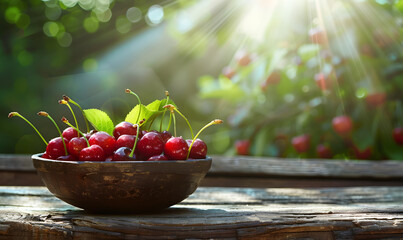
[10,90,222,162]
[45,123,208,161]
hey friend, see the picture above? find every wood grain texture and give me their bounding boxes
[209,155,403,179]
[1,186,403,239]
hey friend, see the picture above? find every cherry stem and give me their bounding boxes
[63,95,90,133]
[173,113,177,137]
[62,117,90,147]
[38,111,67,155]
[126,89,142,124]
[159,91,170,132]
[167,112,172,131]
[129,124,140,158]
[187,119,223,159]
[174,108,194,139]
[59,100,79,137]
[8,112,48,146]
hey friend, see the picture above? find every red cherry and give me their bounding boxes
[136,132,164,159]
[222,66,235,79]
[309,28,326,45]
[79,145,105,161]
[84,130,98,140]
[292,134,310,153]
[365,92,386,107]
[62,127,79,141]
[46,137,69,159]
[316,144,332,159]
[112,147,137,161]
[160,131,172,143]
[332,115,353,136]
[235,140,250,155]
[57,155,77,161]
[68,137,87,157]
[261,71,281,91]
[235,50,252,66]
[393,127,403,145]
[353,146,372,160]
[41,153,50,159]
[116,134,136,149]
[164,137,189,160]
[186,139,207,159]
[113,121,141,139]
[315,73,329,91]
[89,131,116,156]
[148,154,168,161]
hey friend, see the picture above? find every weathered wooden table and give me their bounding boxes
[1,186,403,239]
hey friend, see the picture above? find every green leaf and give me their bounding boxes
[83,109,114,136]
[352,111,379,151]
[125,99,177,125]
[198,76,245,102]
[298,44,321,62]
[254,127,268,156]
[352,126,375,151]
[125,104,153,125]
[147,99,177,111]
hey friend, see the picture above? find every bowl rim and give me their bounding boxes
[32,153,212,165]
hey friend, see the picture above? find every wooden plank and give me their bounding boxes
[2,154,403,188]
[0,186,403,239]
[0,172,43,186]
[201,176,403,188]
[210,155,403,179]
[0,155,34,171]
[2,154,403,179]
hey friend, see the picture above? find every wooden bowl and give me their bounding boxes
[32,154,212,213]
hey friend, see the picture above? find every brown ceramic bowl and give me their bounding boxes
[32,153,212,213]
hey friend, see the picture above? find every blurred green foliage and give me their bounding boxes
[192,0,403,160]
[0,0,200,154]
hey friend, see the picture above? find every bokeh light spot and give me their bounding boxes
[78,0,95,10]
[355,88,367,99]
[57,32,73,47]
[83,17,99,33]
[45,6,62,20]
[45,0,60,8]
[116,16,131,34]
[43,21,60,37]
[126,7,142,23]
[146,5,164,26]
[83,58,98,72]
[5,7,21,24]
[61,0,78,8]
[95,9,112,22]
[174,12,194,33]
[16,14,30,29]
